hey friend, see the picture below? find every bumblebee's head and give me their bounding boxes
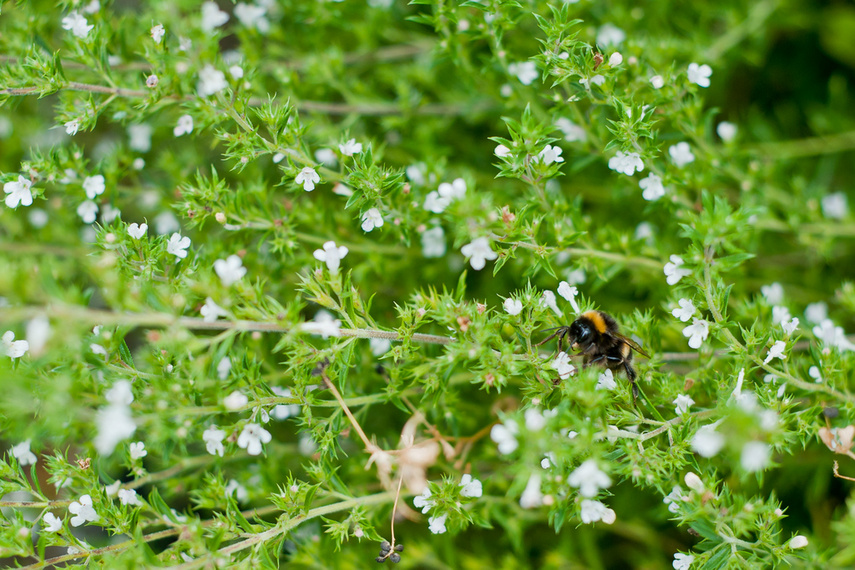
[568,318,594,349]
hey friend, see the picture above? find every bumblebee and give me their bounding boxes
[539,310,649,399]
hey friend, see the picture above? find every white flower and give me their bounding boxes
[568,460,611,497]
[424,178,467,213]
[663,486,685,513]
[761,282,784,304]
[672,394,695,416]
[805,302,828,324]
[413,487,435,513]
[717,122,737,142]
[519,473,543,508]
[664,255,691,285]
[197,65,227,97]
[2,331,29,358]
[369,338,392,357]
[459,474,483,498]
[201,298,228,322]
[203,426,226,456]
[295,166,320,191]
[552,352,575,380]
[788,536,808,549]
[11,440,37,465]
[26,316,51,356]
[201,1,230,32]
[650,75,665,89]
[174,114,193,137]
[672,552,695,570]
[237,423,272,456]
[508,61,538,85]
[62,12,94,38]
[214,255,247,286]
[579,75,606,88]
[129,441,147,459]
[127,124,152,152]
[94,403,136,455]
[555,118,587,142]
[525,408,546,431]
[782,317,799,336]
[740,440,770,472]
[557,282,580,314]
[127,223,147,239]
[639,173,666,201]
[428,513,448,534]
[339,138,363,156]
[65,120,80,136]
[669,142,695,167]
[106,380,134,407]
[313,241,349,273]
[504,297,523,315]
[812,319,855,351]
[28,208,48,228]
[101,205,120,224]
[150,24,165,43]
[77,200,99,224]
[300,310,342,339]
[608,151,644,176]
[361,208,383,232]
[764,340,787,364]
[234,3,269,32]
[4,175,34,208]
[822,192,849,219]
[691,424,725,457]
[490,420,519,455]
[229,65,244,79]
[494,144,511,157]
[226,480,249,502]
[83,175,105,199]
[421,227,446,258]
[69,495,99,527]
[580,499,616,524]
[596,24,625,46]
[224,391,248,411]
[672,298,696,322]
[687,62,712,87]
[83,1,100,14]
[809,366,822,383]
[608,52,623,66]
[596,369,617,390]
[460,237,497,271]
[540,290,562,316]
[315,148,338,167]
[772,305,791,325]
[42,512,62,532]
[682,318,709,349]
[166,233,191,260]
[217,357,231,380]
[118,488,142,506]
[440,178,467,199]
[538,145,564,165]
[271,386,301,419]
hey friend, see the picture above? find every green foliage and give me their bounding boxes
[1,0,855,568]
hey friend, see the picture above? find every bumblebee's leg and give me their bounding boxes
[623,361,639,400]
[534,329,561,347]
[587,354,607,366]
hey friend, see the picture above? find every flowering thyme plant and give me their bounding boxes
[1,0,854,567]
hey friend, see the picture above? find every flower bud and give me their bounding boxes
[789,535,808,549]
[684,472,704,493]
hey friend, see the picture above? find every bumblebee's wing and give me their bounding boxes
[612,332,650,358]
